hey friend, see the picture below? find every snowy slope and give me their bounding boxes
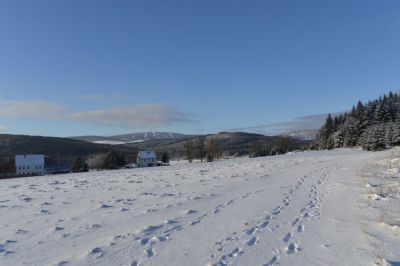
[281,129,318,140]
[0,149,398,265]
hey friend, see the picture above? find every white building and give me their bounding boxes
[15,155,45,176]
[137,151,157,167]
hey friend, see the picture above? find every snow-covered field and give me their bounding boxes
[1,149,399,266]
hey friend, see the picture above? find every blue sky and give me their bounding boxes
[0,0,399,137]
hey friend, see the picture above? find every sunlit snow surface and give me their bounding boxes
[1,149,399,266]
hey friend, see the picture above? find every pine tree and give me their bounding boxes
[83,162,89,172]
[392,121,400,145]
[325,114,334,135]
[72,156,84,173]
[161,153,170,164]
[332,131,343,148]
[249,140,260,157]
[355,101,365,121]
[385,123,395,146]
[342,117,359,147]
[364,125,386,151]
[374,102,385,124]
[314,92,400,151]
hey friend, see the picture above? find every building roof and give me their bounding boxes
[138,151,156,159]
[15,155,44,166]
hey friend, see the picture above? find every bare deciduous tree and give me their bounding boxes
[184,140,194,163]
[207,138,220,161]
[195,137,206,162]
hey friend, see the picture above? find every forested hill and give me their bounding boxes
[314,92,400,151]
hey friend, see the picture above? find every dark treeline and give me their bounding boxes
[183,135,309,162]
[86,151,127,170]
[314,92,400,151]
[0,157,15,177]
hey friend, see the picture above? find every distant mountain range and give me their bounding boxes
[70,132,195,145]
[71,130,317,145]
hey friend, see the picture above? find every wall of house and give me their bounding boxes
[137,158,156,167]
[16,164,45,176]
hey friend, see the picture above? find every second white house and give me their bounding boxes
[136,151,157,167]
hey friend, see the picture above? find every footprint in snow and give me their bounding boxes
[263,255,280,266]
[245,227,256,235]
[142,225,164,235]
[286,243,300,254]
[15,229,27,235]
[260,221,269,228]
[189,220,201,226]
[89,247,104,258]
[246,237,257,246]
[144,248,155,257]
[98,204,113,209]
[130,260,140,266]
[228,247,243,257]
[282,233,291,243]
[272,209,281,215]
[54,261,70,266]
[138,238,149,246]
[297,224,305,232]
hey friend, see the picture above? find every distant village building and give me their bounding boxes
[137,151,156,167]
[15,155,45,176]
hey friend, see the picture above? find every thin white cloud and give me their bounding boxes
[0,100,65,119]
[0,99,195,129]
[228,112,343,135]
[0,125,7,132]
[79,93,124,103]
[63,104,195,127]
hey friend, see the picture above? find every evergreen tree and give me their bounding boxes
[249,140,260,158]
[72,156,84,173]
[342,117,359,147]
[385,123,395,146]
[314,92,400,151]
[161,153,170,164]
[83,162,89,172]
[332,131,343,148]
[116,154,126,167]
[370,125,386,151]
[392,121,400,145]
[355,101,365,120]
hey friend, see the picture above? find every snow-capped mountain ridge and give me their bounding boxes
[70,132,194,144]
